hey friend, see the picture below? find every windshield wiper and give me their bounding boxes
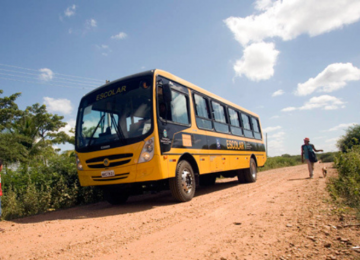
[87,113,105,147]
[110,113,126,142]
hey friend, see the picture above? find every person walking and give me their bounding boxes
[301,138,323,178]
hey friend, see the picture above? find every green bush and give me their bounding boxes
[259,154,302,171]
[328,145,360,212]
[318,152,338,163]
[1,153,103,220]
[337,124,360,152]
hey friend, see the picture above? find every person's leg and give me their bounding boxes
[311,162,315,177]
[306,159,313,178]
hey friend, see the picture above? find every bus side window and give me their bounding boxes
[158,83,190,125]
[211,101,229,133]
[241,113,254,138]
[169,90,190,125]
[194,94,213,130]
[228,108,243,136]
[251,117,262,140]
[157,85,171,121]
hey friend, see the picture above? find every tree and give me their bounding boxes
[337,124,360,152]
[22,103,67,141]
[0,90,73,163]
[0,90,22,132]
[0,133,30,164]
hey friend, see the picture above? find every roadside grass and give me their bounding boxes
[259,152,337,172]
[327,146,360,218]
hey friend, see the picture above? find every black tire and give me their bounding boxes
[199,174,217,186]
[237,158,257,183]
[237,169,246,183]
[169,160,196,202]
[104,190,129,205]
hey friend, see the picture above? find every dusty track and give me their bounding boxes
[0,163,359,260]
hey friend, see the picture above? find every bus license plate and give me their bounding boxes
[101,170,115,178]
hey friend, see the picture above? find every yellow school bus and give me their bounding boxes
[75,69,266,204]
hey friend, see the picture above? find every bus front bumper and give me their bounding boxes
[77,155,166,186]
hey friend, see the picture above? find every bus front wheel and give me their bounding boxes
[169,160,196,202]
[238,158,257,183]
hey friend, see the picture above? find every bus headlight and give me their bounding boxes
[139,137,154,163]
[75,154,83,170]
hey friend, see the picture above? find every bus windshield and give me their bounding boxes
[76,76,153,150]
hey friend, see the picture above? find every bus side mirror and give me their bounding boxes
[163,84,172,103]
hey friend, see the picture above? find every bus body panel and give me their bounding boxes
[75,69,266,196]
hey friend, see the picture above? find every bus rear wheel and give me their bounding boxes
[238,158,257,183]
[104,190,129,205]
[169,160,196,202]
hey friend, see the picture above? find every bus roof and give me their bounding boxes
[155,69,259,118]
[82,69,259,118]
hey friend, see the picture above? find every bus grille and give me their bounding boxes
[91,173,130,182]
[86,153,133,169]
[87,160,131,168]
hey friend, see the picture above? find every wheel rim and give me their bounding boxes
[181,169,193,194]
[251,161,257,179]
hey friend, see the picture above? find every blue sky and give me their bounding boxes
[1,0,359,156]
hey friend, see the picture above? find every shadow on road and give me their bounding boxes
[288,177,311,181]
[13,179,242,224]
[288,176,326,181]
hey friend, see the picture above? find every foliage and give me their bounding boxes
[0,133,30,163]
[318,152,338,163]
[0,89,99,220]
[0,90,72,165]
[1,153,103,220]
[0,90,22,132]
[337,124,360,153]
[259,155,302,171]
[327,145,360,214]
[259,152,337,172]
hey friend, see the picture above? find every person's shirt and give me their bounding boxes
[302,144,314,160]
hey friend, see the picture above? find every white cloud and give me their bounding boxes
[234,42,279,81]
[39,68,54,81]
[282,95,345,112]
[262,126,281,133]
[224,0,360,47]
[270,115,280,119]
[267,131,286,156]
[281,107,296,112]
[224,0,360,82]
[254,0,274,11]
[86,19,97,28]
[96,44,112,56]
[111,32,127,39]
[327,123,357,132]
[43,97,73,115]
[295,63,360,96]
[325,137,339,143]
[272,89,284,97]
[299,95,345,110]
[58,119,76,137]
[269,131,285,139]
[64,5,76,17]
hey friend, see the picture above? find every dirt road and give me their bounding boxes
[0,163,359,260]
